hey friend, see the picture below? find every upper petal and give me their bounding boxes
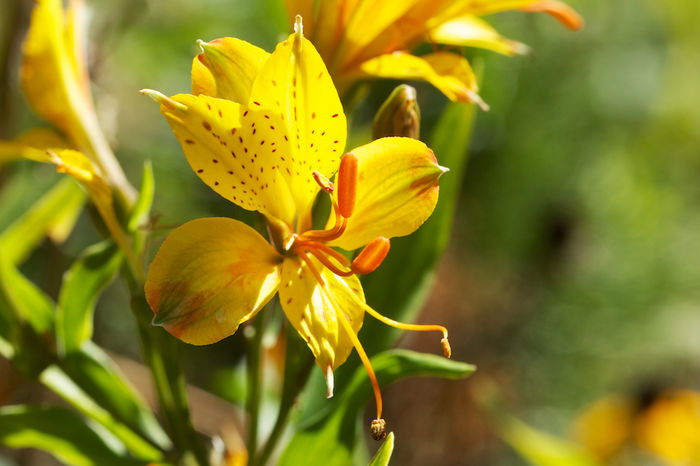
[191,38,270,103]
[279,256,364,374]
[341,51,486,107]
[146,217,282,345]
[248,21,347,223]
[144,91,297,226]
[328,137,446,251]
[21,0,91,148]
[428,14,530,56]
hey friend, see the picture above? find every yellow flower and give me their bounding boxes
[284,0,583,106]
[143,17,451,434]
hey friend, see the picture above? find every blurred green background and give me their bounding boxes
[1,0,699,465]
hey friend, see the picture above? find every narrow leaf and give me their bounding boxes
[56,240,123,354]
[369,432,395,466]
[0,405,144,466]
[280,349,475,466]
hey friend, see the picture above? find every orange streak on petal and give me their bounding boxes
[522,0,584,31]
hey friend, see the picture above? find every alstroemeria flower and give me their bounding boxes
[143,17,450,436]
[284,0,583,106]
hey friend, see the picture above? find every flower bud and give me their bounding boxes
[372,84,420,140]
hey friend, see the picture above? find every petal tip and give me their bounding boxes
[140,89,187,110]
[325,364,334,398]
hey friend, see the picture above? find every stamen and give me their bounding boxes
[335,299,384,421]
[295,240,350,268]
[351,237,390,275]
[364,306,452,359]
[306,247,353,277]
[312,170,334,193]
[337,152,358,218]
[297,250,326,287]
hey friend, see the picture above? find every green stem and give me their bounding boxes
[256,325,314,466]
[131,293,209,466]
[245,306,268,465]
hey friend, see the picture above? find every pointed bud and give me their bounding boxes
[351,237,390,275]
[372,85,420,140]
[337,152,358,218]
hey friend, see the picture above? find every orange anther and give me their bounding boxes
[312,170,334,193]
[337,152,358,218]
[351,237,390,275]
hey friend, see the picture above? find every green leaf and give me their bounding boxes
[0,405,145,466]
[59,343,171,450]
[128,161,154,234]
[369,432,394,466]
[280,350,475,466]
[0,254,55,334]
[0,177,85,266]
[56,240,123,354]
[39,364,164,462]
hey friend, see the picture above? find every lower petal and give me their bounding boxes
[145,217,282,345]
[278,256,364,387]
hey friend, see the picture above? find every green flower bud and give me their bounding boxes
[372,84,420,140]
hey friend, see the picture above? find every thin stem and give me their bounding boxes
[131,294,209,466]
[246,306,268,465]
[255,325,314,466]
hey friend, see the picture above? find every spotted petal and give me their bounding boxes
[248,20,347,228]
[143,90,297,226]
[329,137,446,251]
[146,217,283,345]
[279,256,364,393]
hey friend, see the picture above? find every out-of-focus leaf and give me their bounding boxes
[39,365,163,461]
[0,177,85,266]
[127,161,154,234]
[360,101,477,355]
[280,349,475,466]
[498,415,603,466]
[0,255,54,334]
[56,240,123,355]
[369,432,394,466]
[0,405,144,466]
[59,343,171,450]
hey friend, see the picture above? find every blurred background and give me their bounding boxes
[1,0,699,465]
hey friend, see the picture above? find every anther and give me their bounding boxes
[370,419,387,441]
[441,338,452,359]
[312,170,334,193]
[351,237,390,275]
[337,152,358,218]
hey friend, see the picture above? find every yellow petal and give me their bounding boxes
[428,14,530,56]
[343,51,486,107]
[279,256,364,377]
[248,20,347,221]
[331,0,422,69]
[0,128,69,165]
[191,38,270,103]
[146,217,283,345]
[328,137,446,251]
[143,90,297,226]
[21,0,92,148]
